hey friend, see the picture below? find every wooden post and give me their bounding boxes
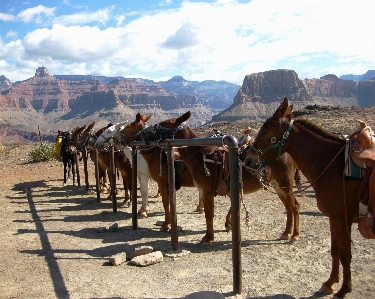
[74,152,81,186]
[166,146,178,251]
[131,146,138,230]
[110,146,117,213]
[83,148,89,192]
[94,149,101,202]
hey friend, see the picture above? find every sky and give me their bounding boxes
[0,0,374,85]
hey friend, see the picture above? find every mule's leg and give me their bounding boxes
[63,161,67,186]
[275,189,300,243]
[67,160,71,182]
[319,218,340,295]
[323,218,353,299]
[195,188,204,213]
[138,174,150,219]
[201,192,215,246]
[225,206,232,232]
[71,158,77,186]
[159,184,171,231]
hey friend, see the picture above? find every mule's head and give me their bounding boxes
[113,113,152,146]
[244,97,293,170]
[141,111,192,144]
[95,120,128,150]
[76,122,95,150]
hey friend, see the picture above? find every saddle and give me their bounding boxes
[348,121,375,239]
[197,131,229,196]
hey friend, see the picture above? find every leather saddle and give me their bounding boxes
[350,126,375,168]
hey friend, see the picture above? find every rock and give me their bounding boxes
[109,252,127,266]
[130,251,163,266]
[164,249,191,259]
[109,223,119,232]
[129,246,153,259]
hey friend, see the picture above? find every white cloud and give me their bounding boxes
[53,7,114,26]
[1,0,375,84]
[17,5,55,23]
[6,30,18,38]
[0,12,15,22]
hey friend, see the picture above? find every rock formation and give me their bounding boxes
[212,69,374,123]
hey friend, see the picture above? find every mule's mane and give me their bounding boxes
[294,117,345,144]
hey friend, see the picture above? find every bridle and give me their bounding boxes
[118,125,149,147]
[249,118,294,169]
[140,122,187,145]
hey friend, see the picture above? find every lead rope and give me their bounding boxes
[238,159,250,230]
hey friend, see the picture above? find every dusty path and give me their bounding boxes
[1,144,374,299]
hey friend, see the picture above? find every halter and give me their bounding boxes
[76,129,94,150]
[250,118,294,168]
[141,122,187,145]
[119,124,149,146]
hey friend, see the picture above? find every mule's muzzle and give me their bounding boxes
[244,155,262,173]
[141,126,159,145]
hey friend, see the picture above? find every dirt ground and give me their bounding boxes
[1,143,374,299]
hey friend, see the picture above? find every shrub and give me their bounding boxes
[29,142,56,162]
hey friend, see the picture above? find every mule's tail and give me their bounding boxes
[294,168,304,195]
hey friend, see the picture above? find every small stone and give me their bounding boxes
[109,223,119,232]
[130,246,153,259]
[130,251,163,266]
[109,252,127,266]
[164,249,191,259]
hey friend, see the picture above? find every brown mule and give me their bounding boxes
[119,112,300,247]
[244,97,363,299]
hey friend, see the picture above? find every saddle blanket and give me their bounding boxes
[345,139,365,179]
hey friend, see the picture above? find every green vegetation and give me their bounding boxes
[29,142,56,162]
[0,143,6,156]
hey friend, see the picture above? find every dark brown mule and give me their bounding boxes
[244,97,362,299]
[89,126,132,203]
[114,113,201,229]
[58,124,86,186]
[142,111,301,246]
[76,125,110,193]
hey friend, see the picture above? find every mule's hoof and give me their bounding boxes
[138,212,148,219]
[199,239,213,248]
[289,237,298,245]
[195,206,204,213]
[279,233,290,240]
[225,224,232,232]
[63,183,67,186]
[318,284,335,295]
[73,182,77,186]
[160,224,170,232]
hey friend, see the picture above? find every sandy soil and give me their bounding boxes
[0,143,374,299]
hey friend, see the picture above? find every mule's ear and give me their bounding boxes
[143,114,152,122]
[273,97,291,120]
[285,104,293,119]
[177,111,191,125]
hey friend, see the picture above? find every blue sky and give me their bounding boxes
[0,0,374,84]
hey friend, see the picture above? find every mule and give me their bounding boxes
[95,122,156,218]
[244,97,363,299]
[57,125,86,186]
[89,125,133,203]
[142,111,301,246]
[110,113,206,225]
[115,112,300,246]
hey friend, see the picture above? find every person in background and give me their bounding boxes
[238,127,252,148]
